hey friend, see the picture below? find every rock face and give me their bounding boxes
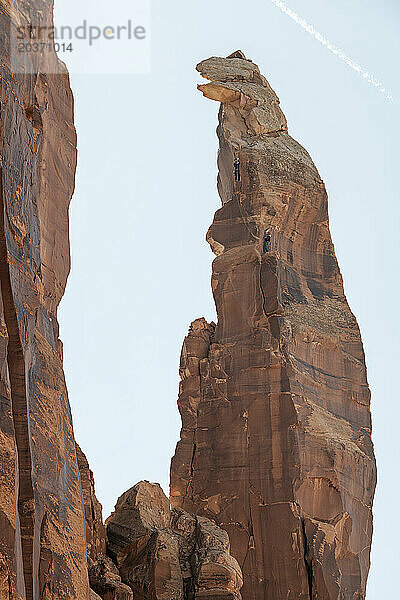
[170,53,376,599]
[106,481,243,600]
[88,556,134,600]
[76,443,107,561]
[0,1,89,598]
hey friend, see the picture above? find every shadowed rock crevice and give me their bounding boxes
[301,518,313,600]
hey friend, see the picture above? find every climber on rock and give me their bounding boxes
[234,158,240,182]
[263,229,272,253]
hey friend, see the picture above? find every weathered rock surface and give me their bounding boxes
[0,1,89,598]
[89,556,133,600]
[106,481,243,600]
[170,53,376,599]
[76,443,107,561]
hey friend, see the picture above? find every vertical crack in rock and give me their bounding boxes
[259,260,268,318]
[301,518,313,600]
[0,165,35,600]
[171,52,376,599]
[189,440,197,477]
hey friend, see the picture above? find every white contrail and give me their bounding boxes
[271,0,393,101]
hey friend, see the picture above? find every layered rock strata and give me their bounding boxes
[0,1,90,598]
[170,52,376,599]
[105,481,243,600]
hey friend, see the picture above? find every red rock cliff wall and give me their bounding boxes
[170,53,376,600]
[0,1,89,598]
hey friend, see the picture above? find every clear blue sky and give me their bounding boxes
[55,1,399,597]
